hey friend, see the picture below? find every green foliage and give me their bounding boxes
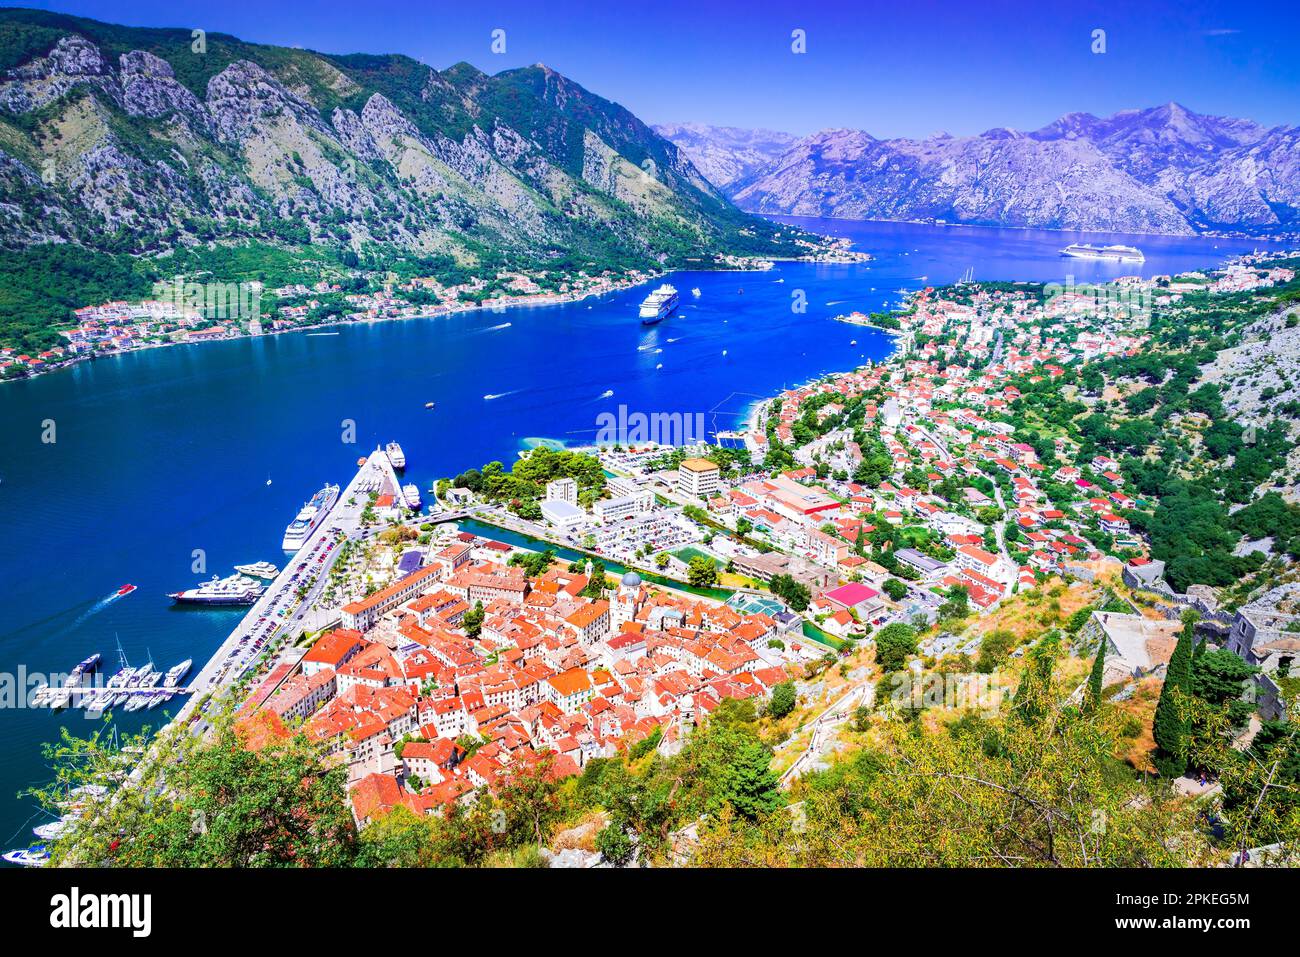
[874,622,919,672]
[509,548,556,578]
[768,573,811,612]
[767,681,797,720]
[1084,639,1106,715]
[1152,616,1196,777]
[691,688,1210,867]
[687,555,719,588]
[453,448,606,507]
[462,600,485,638]
[36,714,356,866]
[976,629,1017,674]
[0,245,155,352]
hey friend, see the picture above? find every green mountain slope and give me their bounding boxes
[0,7,801,274]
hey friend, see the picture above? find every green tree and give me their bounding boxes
[874,622,919,672]
[596,821,635,866]
[1084,638,1106,715]
[768,681,797,720]
[1152,612,1197,777]
[882,578,908,601]
[687,555,719,588]
[38,713,356,867]
[463,600,485,638]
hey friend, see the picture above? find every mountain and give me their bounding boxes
[651,122,796,191]
[659,104,1300,237]
[0,8,799,269]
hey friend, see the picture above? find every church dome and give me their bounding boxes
[620,571,642,588]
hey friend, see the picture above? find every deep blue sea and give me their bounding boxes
[0,217,1284,848]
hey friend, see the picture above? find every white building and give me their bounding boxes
[545,477,578,504]
[676,457,721,499]
[540,498,585,529]
[593,489,655,523]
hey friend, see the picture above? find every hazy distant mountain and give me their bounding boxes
[0,8,797,265]
[658,104,1300,236]
[651,122,797,191]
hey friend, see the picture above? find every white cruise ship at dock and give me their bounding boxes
[282,483,340,551]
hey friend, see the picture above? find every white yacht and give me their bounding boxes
[33,815,79,841]
[386,441,406,469]
[2,846,48,867]
[234,561,279,579]
[163,658,192,688]
[168,573,265,606]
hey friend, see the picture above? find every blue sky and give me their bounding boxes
[23,0,1300,137]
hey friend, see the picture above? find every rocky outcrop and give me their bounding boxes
[0,35,120,113]
[118,51,205,124]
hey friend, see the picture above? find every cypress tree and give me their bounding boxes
[1084,638,1106,715]
[1152,614,1197,777]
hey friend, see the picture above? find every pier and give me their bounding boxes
[175,450,397,716]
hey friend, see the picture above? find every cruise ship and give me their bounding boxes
[234,561,279,579]
[1060,243,1145,263]
[282,483,340,551]
[638,284,679,325]
[386,441,406,469]
[168,573,265,606]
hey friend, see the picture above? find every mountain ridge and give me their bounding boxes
[661,105,1300,237]
[0,7,801,270]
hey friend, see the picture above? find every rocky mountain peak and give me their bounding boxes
[660,102,1299,237]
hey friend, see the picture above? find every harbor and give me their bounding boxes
[179,450,393,705]
[0,219,1278,846]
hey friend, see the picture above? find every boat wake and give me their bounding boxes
[75,593,119,626]
[481,322,512,332]
[483,389,522,401]
[597,389,614,399]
